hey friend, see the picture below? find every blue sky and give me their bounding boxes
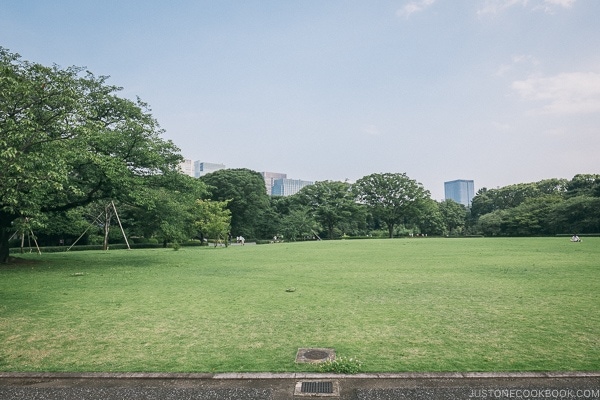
[2,0,599,199]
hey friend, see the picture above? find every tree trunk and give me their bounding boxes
[0,228,10,264]
[0,213,17,263]
[387,223,394,238]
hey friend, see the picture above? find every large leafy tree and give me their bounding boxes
[295,180,361,239]
[417,199,445,236]
[0,48,181,262]
[438,199,467,235]
[355,173,430,238]
[278,206,320,241]
[199,168,270,239]
[125,172,208,246]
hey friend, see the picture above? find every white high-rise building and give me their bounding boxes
[178,159,194,177]
[194,161,226,178]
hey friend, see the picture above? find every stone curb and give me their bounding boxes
[1,371,599,380]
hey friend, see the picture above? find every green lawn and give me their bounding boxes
[1,238,598,373]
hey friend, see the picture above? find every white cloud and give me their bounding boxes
[544,0,576,8]
[396,0,436,18]
[495,54,540,77]
[511,71,600,115]
[477,0,576,15]
[535,0,576,13]
[477,0,527,16]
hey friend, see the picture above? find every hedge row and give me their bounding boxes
[8,241,206,254]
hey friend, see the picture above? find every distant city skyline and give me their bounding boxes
[183,158,477,200]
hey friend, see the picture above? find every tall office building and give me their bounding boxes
[444,179,475,207]
[271,178,313,197]
[194,161,226,178]
[178,159,194,177]
[261,171,287,195]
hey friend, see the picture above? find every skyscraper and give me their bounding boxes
[271,178,313,196]
[261,171,287,195]
[444,180,475,207]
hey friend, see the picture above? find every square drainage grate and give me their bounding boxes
[302,381,333,394]
[294,380,339,397]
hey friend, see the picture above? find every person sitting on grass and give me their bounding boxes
[570,235,582,242]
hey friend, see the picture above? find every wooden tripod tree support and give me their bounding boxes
[67,201,131,251]
[109,201,131,251]
[21,218,41,255]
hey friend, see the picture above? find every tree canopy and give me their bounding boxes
[199,168,271,239]
[295,180,360,239]
[0,48,182,262]
[355,173,430,238]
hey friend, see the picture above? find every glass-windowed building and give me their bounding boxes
[261,171,287,195]
[444,179,475,207]
[271,178,313,197]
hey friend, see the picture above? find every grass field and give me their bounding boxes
[1,238,598,373]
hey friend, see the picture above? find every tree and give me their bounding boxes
[295,180,360,239]
[199,169,270,239]
[355,173,430,238]
[477,210,508,236]
[418,199,446,236]
[125,172,208,246]
[470,188,495,220]
[194,199,231,247]
[438,199,467,235]
[548,196,600,234]
[565,174,600,198]
[0,48,181,262]
[278,206,320,241]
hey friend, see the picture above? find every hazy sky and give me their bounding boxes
[2,0,599,199]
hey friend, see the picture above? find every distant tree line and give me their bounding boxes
[471,175,600,236]
[199,170,600,240]
[12,168,598,256]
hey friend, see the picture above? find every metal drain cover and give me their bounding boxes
[304,350,330,360]
[295,348,336,363]
[294,380,339,397]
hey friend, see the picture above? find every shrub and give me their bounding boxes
[318,356,363,374]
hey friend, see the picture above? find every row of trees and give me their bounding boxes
[472,175,600,236]
[11,165,598,258]
[198,169,467,241]
[198,171,598,241]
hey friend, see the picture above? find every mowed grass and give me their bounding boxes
[0,238,598,373]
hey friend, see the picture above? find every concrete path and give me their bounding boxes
[1,372,598,400]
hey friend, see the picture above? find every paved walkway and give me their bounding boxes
[1,372,599,399]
